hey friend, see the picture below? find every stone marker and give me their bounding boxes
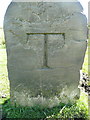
[4,0,87,107]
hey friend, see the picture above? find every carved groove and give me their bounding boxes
[27,33,65,35]
[26,33,65,69]
[43,34,49,68]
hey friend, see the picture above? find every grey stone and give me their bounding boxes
[4,1,87,107]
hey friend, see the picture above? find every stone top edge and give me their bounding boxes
[12,0,79,2]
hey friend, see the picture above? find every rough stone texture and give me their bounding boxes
[4,1,87,107]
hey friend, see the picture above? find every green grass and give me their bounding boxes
[0,28,5,49]
[2,99,88,119]
[0,28,89,119]
[0,49,10,104]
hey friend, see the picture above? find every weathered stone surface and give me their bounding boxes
[4,1,87,107]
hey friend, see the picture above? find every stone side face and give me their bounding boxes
[4,1,87,107]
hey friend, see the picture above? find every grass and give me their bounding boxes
[0,28,5,49]
[2,99,88,119]
[0,49,10,104]
[0,28,89,119]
